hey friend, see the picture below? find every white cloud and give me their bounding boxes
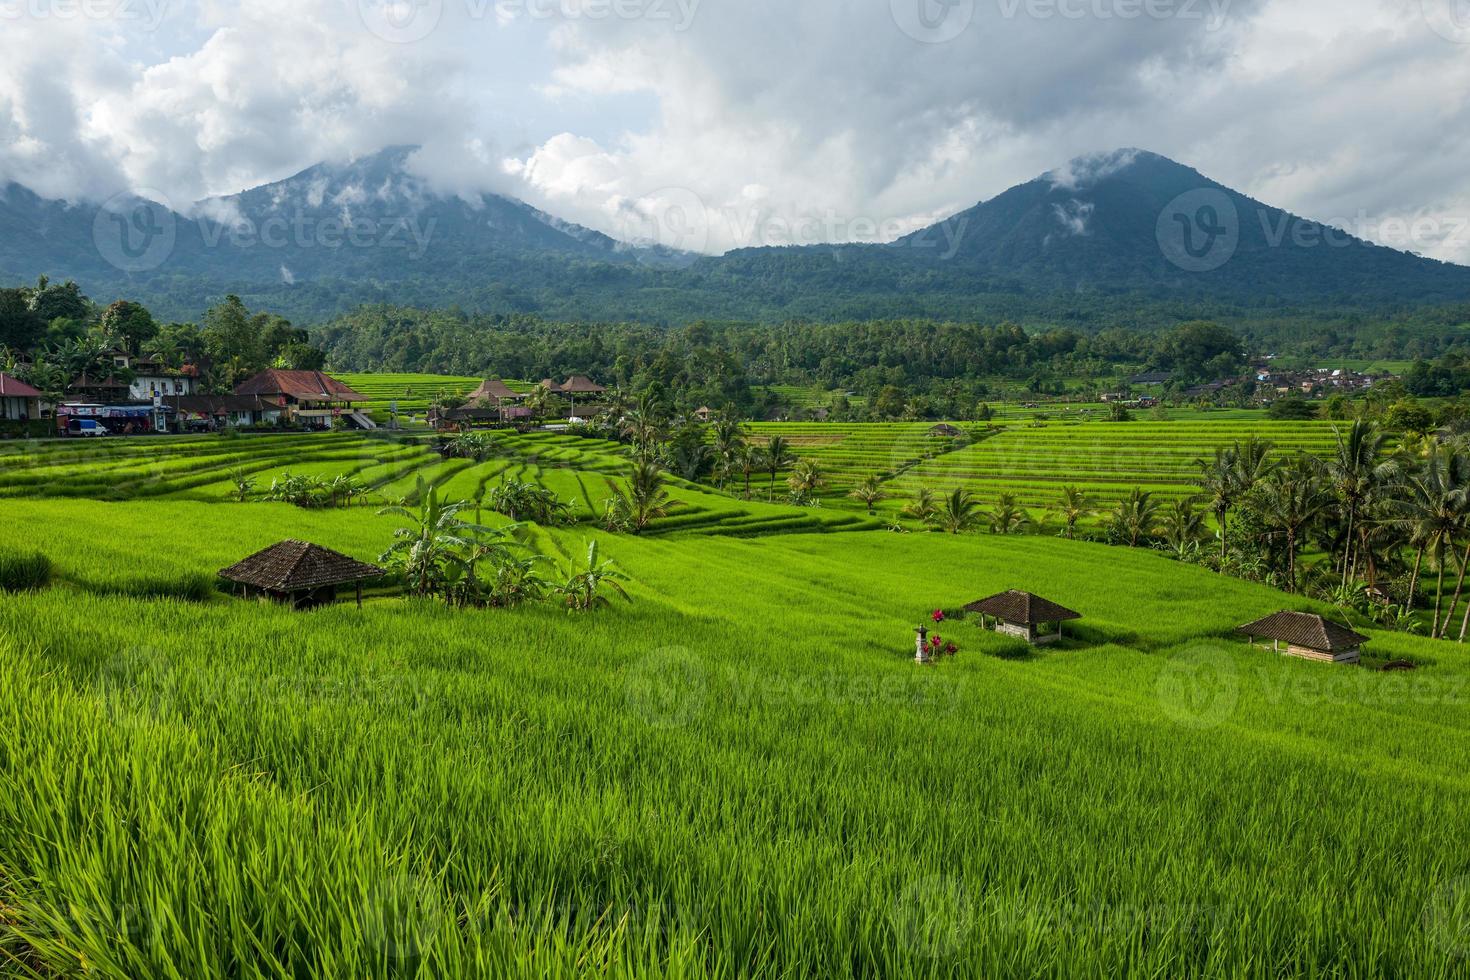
[1,0,1468,264]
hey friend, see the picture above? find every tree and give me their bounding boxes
[988,493,1031,535]
[603,462,678,534]
[902,487,938,525]
[378,478,499,598]
[873,385,907,419]
[203,295,265,375]
[555,539,631,613]
[100,300,158,356]
[1112,488,1160,548]
[931,487,982,535]
[711,417,746,489]
[764,436,795,502]
[786,458,825,505]
[0,289,44,353]
[1326,421,1393,588]
[1160,497,1207,555]
[1253,457,1333,593]
[1391,444,1470,631]
[850,475,887,515]
[737,444,763,500]
[1387,399,1435,436]
[1055,486,1090,540]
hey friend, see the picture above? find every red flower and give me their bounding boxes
[929,635,942,649]
[945,643,958,656]
[932,609,946,623]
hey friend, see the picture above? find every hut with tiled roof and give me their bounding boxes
[233,370,369,428]
[219,540,384,609]
[965,590,1082,645]
[1238,611,1367,664]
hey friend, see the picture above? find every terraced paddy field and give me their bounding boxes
[335,373,536,425]
[890,421,1343,511]
[4,476,1470,976]
[743,420,1341,514]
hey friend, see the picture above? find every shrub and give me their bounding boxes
[83,572,218,603]
[0,549,52,591]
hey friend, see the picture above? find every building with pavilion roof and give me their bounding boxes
[233,370,372,429]
[1238,611,1367,664]
[965,590,1082,645]
[219,540,384,609]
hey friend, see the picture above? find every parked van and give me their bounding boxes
[66,419,108,437]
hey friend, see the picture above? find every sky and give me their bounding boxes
[2,0,1469,261]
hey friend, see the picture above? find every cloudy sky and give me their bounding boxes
[2,0,1469,260]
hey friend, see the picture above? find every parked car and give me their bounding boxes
[66,419,108,437]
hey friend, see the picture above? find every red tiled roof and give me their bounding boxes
[0,373,43,398]
[233,370,366,402]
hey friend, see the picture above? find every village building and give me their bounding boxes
[929,423,963,437]
[544,375,608,418]
[1237,611,1368,664]
[218,540,385,610]
[468,379,533,423]
[966,590,1082,645]
[0,373,46,421]
[67,372,132,404]
[128,358,200,401]
[173,395,284,429]
[233,370,374,429]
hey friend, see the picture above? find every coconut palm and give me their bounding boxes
[988,493,1031,535]
[737,444,764,500]
[902,486,938,525]
[1196,446,1239,566]
[1112,488,1161,548]
[764,436,795,502]
[1326,420,1394,588]
[1391,444,1470,634]
[1256,457,1333,594]
[1160,496,1207,555]
[931,487,983,535]
[711,417,746,489]
[850,475,887,515]
[1054,485,1090,540]
[603,462,678,534]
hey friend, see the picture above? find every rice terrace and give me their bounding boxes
[9,5,1470,977]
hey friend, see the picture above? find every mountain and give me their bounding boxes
[886,148,1470,306]
[2,147,1469,325]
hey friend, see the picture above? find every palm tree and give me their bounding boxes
[786,458,825,504]
[1112,488,1161,548]
[988,493,1030,535]
[765,436,795,502]
[1055,485,1090,540]
[1159,497,1207,555]
[378,478,499,598]
[1392,444,1470,634]
[1327,420,1393,588]
[1196,446,1239,566]
[1257,457,1334,594]
[931,487,983,535]
[604,462,678,534]
[850,475,887,515]
[902,486,938,525]
[711,417,746,490]
[620,393,669,463]
[737,444,763,500]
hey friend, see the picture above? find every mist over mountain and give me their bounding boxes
[3,147,1468,326]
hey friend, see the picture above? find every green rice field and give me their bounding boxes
[3,421,1469,977]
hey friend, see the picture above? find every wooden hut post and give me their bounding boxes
[356,581,363,609]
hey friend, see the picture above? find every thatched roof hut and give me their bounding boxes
[965,590,1081,645]
[219,540,384,609]
[1238,611,1367,664]
[929,423,962,437]
[559,375,606,395]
